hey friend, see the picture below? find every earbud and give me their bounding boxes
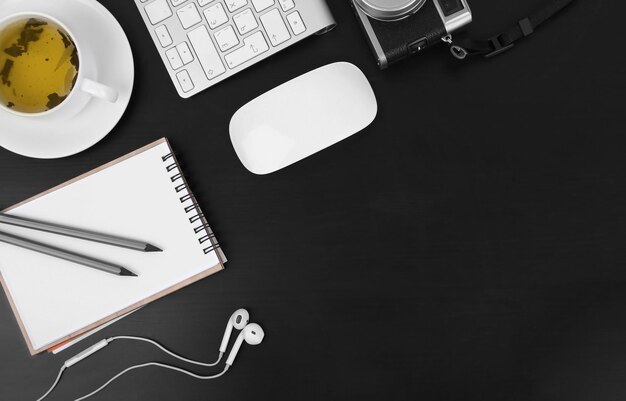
[219,308,250,354]
[225,323,265,366]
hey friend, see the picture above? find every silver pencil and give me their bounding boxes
[0,231,137,277]
[0,213,162,252]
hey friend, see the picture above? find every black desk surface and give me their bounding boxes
[1,1,624,400]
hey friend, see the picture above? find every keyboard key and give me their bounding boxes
[204,3,228,29]
[225,31,268,68]
[233,8,258,35]
[155,25,173,47]
[145,0,172,25]
[176,42,194,64]
[188,25,226,79]
[165,47,183,69]
[225,0,248,13]
[177,3,202,29]
[214,25,240,52]
[278,0,295,11]
[176,70,194,92]
[170,0,187,6]
[198,0,212,5]
[286,11,305,35]
[260,9,290,46]
[251,0,274,12]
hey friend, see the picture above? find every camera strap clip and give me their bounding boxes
[442,35,468,60]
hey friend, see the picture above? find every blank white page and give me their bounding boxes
[0,139,224,354]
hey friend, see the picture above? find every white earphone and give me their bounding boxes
[36,308,264,401]
[226,323,265,366]
[220,308,250,354]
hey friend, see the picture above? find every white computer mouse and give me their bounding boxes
[229,62,377,175]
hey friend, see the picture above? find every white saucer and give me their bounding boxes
[0,0,134,159]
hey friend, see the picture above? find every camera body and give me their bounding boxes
[352,0,472,69]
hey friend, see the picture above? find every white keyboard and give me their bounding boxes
[135,0,336,98]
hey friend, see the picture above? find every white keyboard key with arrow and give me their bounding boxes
[261,9,291,46]
[225,31,269,68]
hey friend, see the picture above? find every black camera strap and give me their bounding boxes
[447,0,575,59]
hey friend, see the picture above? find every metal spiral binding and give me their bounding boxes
[161,152,221,255]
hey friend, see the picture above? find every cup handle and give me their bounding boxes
[81,78,119,103]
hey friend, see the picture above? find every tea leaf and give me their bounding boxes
[16,21,44,52]
[57,29,72,49]
[46,92,67,110]
[63,67,76,93]
[70,47,79,70]
[0,59,13,86]
[3,44,25,57]
[25,18,47,28]
[6,102,14,109]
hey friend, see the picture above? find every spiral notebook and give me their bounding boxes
[0,138,225,355]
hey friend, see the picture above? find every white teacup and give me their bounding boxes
[0,12,118,120]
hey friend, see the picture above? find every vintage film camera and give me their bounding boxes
[352,0,472,68]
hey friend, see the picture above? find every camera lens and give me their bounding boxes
[354,0,427,21]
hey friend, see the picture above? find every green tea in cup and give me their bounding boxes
[0,17,79,114]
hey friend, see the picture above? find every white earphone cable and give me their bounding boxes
[36,365,66,401]
[108,336,223,367]
[35,336,224,401]
[73,363,229,401]
[34,310,260,400]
